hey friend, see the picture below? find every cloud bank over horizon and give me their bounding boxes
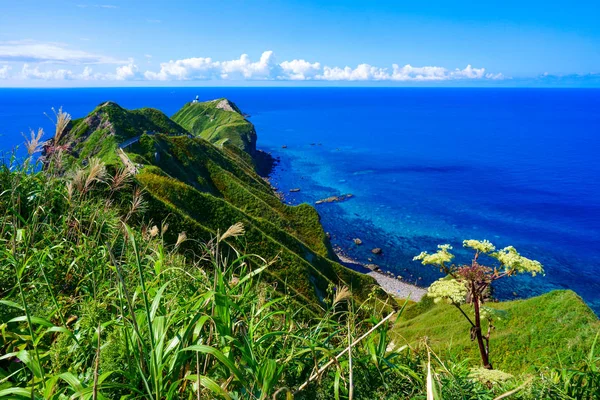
[0,43,505,84]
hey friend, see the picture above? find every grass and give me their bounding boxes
[3,101,599,398]
[124,133,376,306]
[0,159,422,399]
[393,290,600,374]
[60,102,187,165]
[53,100,384,310]
[172,99,257,155]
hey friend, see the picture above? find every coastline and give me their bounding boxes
[334,250,427,301]
[264,152,427,302]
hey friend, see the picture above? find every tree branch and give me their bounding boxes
[454,303,475,327]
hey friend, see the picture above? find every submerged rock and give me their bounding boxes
[366,264,380,272]
[315,193,354,205]
[372,247,383,255]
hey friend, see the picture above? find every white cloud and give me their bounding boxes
[144,57,216,80]
[144,51,283,81]
[320,64,389,81]
[21,64,74,80]
[279,59,321,80]
[0,40,126,64]
[0,65,11,79]
[485,72,505,80]
[0,50,506,83]
[15,64,132,81]
[390,64,448,81]
[143,51,502,82]
[220,51,280,80]
[451,64,486,79]
[115,62,140,80]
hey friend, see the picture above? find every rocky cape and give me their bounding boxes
[50,98,392,311]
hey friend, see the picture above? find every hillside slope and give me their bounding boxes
[57,101,386,310]
[60,101,186,163]
[172,99,256,154]
[393,290,600,373]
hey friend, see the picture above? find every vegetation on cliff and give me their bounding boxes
[54,101,383,309]
[1,101,599,398]
[172,99,257,156]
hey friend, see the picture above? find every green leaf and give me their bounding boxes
[185,374,232,400]
[182,345,244,382]
[0,387,34,398]
[58,372,84,392]
[8,316,53,327]
[16,350,42,379]
[257,359,279,398]
[0,300,24,311]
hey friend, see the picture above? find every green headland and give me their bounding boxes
[1,98,598,399]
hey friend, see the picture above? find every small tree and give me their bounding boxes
[414,240,543,369]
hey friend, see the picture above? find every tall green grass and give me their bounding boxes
[1,153,599,399]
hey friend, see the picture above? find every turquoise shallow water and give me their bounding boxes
[1,88,599,311]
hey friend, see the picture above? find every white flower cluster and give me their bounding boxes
[427,278,468,305]
[469,367,514,384]
[491,246,544,276]
[413,244,454,266]
[480,306,508,321]
[463,239,496,254]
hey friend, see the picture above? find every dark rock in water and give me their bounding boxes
[290,188,301,192]
[310,143,316,146]
[315,193,354,205]
[282,145,287,148]
[353,238,362,245]
[366,264,380,271]
[326,232,331,239]
[371,248,383,255]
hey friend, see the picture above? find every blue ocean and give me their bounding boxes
[1,88,599,311]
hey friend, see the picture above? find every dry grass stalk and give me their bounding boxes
[125,187,146,222]
[22,128,44,156]
[175,231,187,247]
[333,286,352,305]
[83,158,107,193]
[72,167,87,193]
[219,222,245,242]
[46,106,72,144]
[295,311,396,394]
[65,181,74,202]
[109,167,131,192]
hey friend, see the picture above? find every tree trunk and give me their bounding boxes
[473,292,493,369]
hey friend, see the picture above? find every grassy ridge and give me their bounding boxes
[63,101,186,163]
[57,101,383,308]
[3,100,600,398]
[393,290,600,374]
[0,163,412,399]
[172,99,257,155]
[133,138,382,306]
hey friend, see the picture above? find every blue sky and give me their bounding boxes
[0,0,599,87]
